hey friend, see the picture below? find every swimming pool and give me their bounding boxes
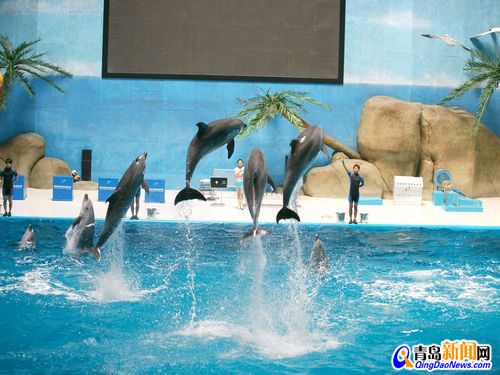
[0,218,498,373]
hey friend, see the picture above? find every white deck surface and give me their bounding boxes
[1,188,499,228]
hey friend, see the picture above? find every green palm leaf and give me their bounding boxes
[439,48,499,134]
[0,34,72,111]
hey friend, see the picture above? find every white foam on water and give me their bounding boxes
[400,269,444,280]
[0,267,84,301]
[360,268,499,311]
[176,319,340,360]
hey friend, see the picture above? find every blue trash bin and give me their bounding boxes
[53,176,73,201]
[13,175,27,200]
[144,179,165,203]
[98,177,118,202]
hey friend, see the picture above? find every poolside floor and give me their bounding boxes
[1,188,499,228]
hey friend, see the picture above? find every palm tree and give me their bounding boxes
[439,48,499,134]
[236,90,360,159]
[0,35,72,111]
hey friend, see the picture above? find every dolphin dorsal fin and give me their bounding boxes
[106,188,125,204]
[227,139,235,159]
[196,122,208,134]
[290,139,299,155]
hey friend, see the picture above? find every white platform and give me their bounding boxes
[1,188,499,228]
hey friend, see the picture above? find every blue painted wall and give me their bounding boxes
[0,0,498,188]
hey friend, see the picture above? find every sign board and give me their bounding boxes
[53,176,73,201]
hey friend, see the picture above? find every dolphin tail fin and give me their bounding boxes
[276,206,301,223]
[89,247,101,261]
[174,187,207,205]
[240,228,270,244]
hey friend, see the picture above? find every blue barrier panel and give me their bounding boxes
[432,190,444,206]
[98,177,118,202]
[52,176,73,201]
[359,196,383,205]
[13,175,26,200]
[144,179,165,203]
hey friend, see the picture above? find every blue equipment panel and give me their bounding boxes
[13,175,26,200]
[98,177,118,202]
[52,176,73,201]
[144,179,165,203]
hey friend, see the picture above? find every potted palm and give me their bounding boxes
[236,89,360,159]
[0,35,72,111]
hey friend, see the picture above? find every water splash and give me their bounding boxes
[178,229,339,359]
[89,224,141,302]
[183,222,198,324]
[177,200,193,220]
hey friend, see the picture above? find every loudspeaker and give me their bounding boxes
[82,149,92,181]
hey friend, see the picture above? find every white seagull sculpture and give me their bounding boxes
[421,33,471,51]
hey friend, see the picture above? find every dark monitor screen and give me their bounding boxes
[210,177,228,189]
[103,0,345,83]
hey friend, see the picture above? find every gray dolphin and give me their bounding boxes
[91,152,149,260]
[66,194,96,256]
[174,118,246,205]
[276,126,329,222]
[241,148,276,242]
[19,224,36,250]
[307,234,330,270]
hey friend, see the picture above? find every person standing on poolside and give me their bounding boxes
[342,160,364,224]
[130,182,149,220]
[0,158,18,217]
[234,159,245,210]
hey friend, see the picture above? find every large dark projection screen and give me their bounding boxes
[103,0,345,83]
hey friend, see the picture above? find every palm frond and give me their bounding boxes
[236,89,331,139]
[0,34,72,110]
[473,77,498,134]
[439,72,494,105]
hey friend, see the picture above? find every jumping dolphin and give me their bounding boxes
[91,152,149,260]
[65,194,96,256]
[174,118,246,205]
[19,224,36,250]
[276,126,329,223]
[241,148,276,242]
[307,234,329,270]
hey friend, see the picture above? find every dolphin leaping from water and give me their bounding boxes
[175,118,246,205]
[91,152,149,260]
[276,126,329,223]
[241,148,275,243]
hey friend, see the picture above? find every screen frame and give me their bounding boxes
[101,0,345,84]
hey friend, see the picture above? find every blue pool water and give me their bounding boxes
[0,218,498,373]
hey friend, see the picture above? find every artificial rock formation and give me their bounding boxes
[73,181,98,190]
[357,96,423,197]
[305,96,499,199]
[303,152,385,198]
[357,96,499,198]
[0,132,45,186]
[29,157,71,189]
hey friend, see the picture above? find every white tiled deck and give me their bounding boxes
[1,188,499,228]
